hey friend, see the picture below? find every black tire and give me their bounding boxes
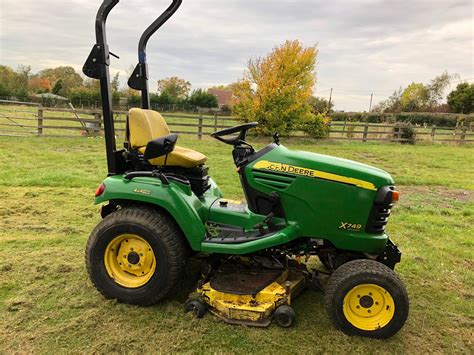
[274,305,296,328]
[324,259,409,339]
[85,206,188,306]
[184,299,207,318]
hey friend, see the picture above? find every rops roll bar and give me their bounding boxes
[128,0,183,109]
[83,0,121,175]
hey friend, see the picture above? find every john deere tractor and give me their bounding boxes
[83,0,408,338]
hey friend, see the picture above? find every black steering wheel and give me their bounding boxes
[211,122,258,146]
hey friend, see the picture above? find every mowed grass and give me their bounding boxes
[0,135,473,353]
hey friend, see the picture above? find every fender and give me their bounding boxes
[95,175,220,250]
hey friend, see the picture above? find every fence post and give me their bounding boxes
[214,113,218,132]
[198,114,203,140]
[362,123,369,142]
[37,107,43,135]
[94,112,101,128]
[341,119,346,137]
[431,125,436,142]
[460,123,466,144]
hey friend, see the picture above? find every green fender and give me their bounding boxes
[94,175,221,251]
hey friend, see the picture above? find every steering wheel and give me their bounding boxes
[211,122,258,146]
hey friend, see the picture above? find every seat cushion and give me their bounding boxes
[128,108,208,168]
[129,108,170,148]
[138,145,207,168]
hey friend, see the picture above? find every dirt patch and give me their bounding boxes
[397,186,474,210]
[398,186,473,202]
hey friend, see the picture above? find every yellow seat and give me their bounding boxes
[128,108,207,168]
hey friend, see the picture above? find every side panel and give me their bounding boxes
[245,145,394,253]
[95,175,220,250]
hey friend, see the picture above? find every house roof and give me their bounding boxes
[208,89,232,107]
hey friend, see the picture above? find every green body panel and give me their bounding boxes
[244,145,394,252]
[95,143,395,255]
[96,175,223,250]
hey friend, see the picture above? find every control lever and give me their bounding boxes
[254,212,276,235]
[109,51,120,59]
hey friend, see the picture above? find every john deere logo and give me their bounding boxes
[253,160,376,191]
[339,222,362,231]
[133,188,151,195]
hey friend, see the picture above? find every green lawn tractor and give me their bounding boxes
[83,0,409,338]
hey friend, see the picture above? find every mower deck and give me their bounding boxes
[196,264,307,327]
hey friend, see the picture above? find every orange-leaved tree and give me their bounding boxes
[233,40,318,136]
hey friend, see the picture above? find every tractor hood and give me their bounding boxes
[253,144,394,191]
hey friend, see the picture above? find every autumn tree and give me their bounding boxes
[157,76,191,100]
[37,66,83,95]
[28,77,52,93]
[233,40,318,135]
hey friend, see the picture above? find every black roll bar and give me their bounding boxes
[128,0,183,109]
[83,0,121,175]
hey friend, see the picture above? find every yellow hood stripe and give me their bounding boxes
[253,160,377,191]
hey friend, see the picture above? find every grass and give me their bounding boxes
[0,135,473,353]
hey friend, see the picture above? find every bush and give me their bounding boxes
[300,113,330,139]
[393,122,416,144]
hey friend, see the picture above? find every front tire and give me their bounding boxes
[85,206,188,306]
[324,259,409,339]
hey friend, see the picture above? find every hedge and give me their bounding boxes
[329,112,473,127]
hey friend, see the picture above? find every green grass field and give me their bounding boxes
[0,135,473,353]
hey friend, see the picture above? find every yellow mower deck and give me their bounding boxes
[197,268,306,327]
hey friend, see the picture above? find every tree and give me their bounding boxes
[37,66,83,95]
[52,79,63,95]
[400,83,429,112]
[233,40,318,135]
[308,96,333,114]
[426,71,455,108]
[157,76,191,100]
[372,87,403,113]
[447,83,474,114]
[111,72,120,92]
[28,77,52,93]
[188,89,218,108]
[0,65,29,97]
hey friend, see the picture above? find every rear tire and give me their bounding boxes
[324,259,409,339]
[85,206,188,306]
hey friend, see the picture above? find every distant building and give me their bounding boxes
[208,89,232,108]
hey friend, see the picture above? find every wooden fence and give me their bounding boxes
[0,101,473,144]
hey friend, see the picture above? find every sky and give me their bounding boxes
[0,0,473,111]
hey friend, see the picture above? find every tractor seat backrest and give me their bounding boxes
[128,108,170,149]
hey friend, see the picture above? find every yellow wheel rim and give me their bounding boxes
[343,283,395,331]
[104,234,156,288]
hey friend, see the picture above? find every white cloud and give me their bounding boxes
[0,0,472,111]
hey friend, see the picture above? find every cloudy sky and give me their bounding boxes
[1,0,472,110]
